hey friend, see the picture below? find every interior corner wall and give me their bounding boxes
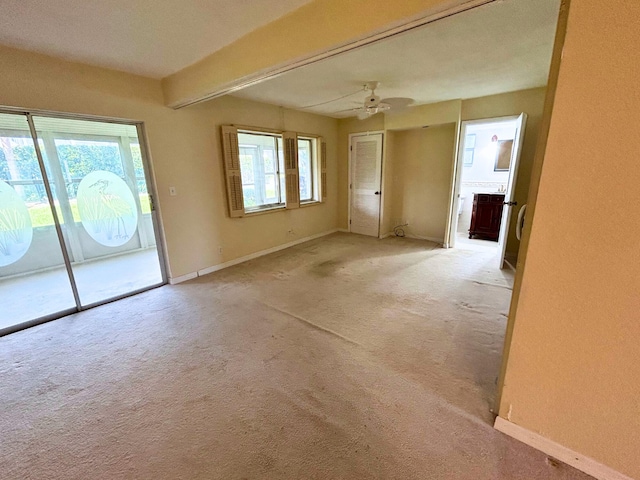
[499,1,640,478]
[380,130,397,236]
[461,87,547,260]
[385,125,457,242]
[337,92,544,248]
[0,45,339,281]
[184,96,339,272]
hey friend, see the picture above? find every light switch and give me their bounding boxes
[169,186,177,196]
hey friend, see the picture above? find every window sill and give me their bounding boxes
[241,201,322,217]
[300,200,322,208]
[244,205,286,217]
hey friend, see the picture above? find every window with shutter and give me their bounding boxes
[319,137,327,203]
[220,126,244,217]
[283,132,299,209]
[221,126,324,216]
[297,137,313,202]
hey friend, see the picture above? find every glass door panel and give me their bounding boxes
[32,116,164,307]
[0,113,76,331]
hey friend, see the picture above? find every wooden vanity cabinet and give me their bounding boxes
[468,193,505,241]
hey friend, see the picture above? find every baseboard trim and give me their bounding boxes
[337,228,350,233]
[169,229,339,284]
[503,258,517,272]
[168,272,198,285]
[200,229,340,278]
[494,417,634,480]
[404,233,444,245]
[378,232,443,243]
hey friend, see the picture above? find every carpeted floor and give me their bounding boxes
[0,233,594,479]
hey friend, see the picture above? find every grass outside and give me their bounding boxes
[28,194,151,228]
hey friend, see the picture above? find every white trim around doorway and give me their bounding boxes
[348,131,384,235]
[445,115,519,249]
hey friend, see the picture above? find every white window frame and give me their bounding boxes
[221,125,326,218]
[298,136,320,205]
[237,131,286,213]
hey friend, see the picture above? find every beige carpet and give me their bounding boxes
[0,233,593,479]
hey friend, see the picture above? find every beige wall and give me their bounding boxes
[499,1,640,478]
[0,46,339,280]
[385,125,457,240]
[385,100,461,131]
[462,87,546,259]
[187,97,338,275]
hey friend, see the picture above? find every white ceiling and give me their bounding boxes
[232,0,561,118]
[0,0,313,78]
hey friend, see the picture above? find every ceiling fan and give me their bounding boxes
[337,81,393,119]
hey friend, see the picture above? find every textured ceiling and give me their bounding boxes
[232,0,560,118]
[0,0,314,78]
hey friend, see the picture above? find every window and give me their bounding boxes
[237,132,285,210]
[221,126,326,218]
[297,137,315,202]
[463,133,476,167]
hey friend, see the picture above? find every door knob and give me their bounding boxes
[503,201,517,206]
[374,191,381,195]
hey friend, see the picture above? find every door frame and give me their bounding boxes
[496,113,527,269]
[445,115,520,249]
[348,131,384,235]
[0,106,168,337]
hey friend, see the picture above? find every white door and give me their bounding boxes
[497,113,527,268]
[350,133,383,236]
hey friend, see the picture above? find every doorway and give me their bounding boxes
[0,111,166,335]
[448,114,527,269]
[349,132,383,237]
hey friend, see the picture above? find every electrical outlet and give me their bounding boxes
[287,229,295,236]
[218,246,223,254]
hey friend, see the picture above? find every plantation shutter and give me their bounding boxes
[221,125,244,217]
[319,137,327,203]
[283,131,300,209]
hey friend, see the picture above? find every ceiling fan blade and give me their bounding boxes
[380,97,415,115]
[381,97,414,108]
[333,107,362,114]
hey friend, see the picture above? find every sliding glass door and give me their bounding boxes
[0,111,166,335]
[0,113,76,329]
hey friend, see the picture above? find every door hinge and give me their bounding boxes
[148,193,155,211]
[349,219,352,224]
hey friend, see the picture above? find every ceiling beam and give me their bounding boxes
[161,0,495,109]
